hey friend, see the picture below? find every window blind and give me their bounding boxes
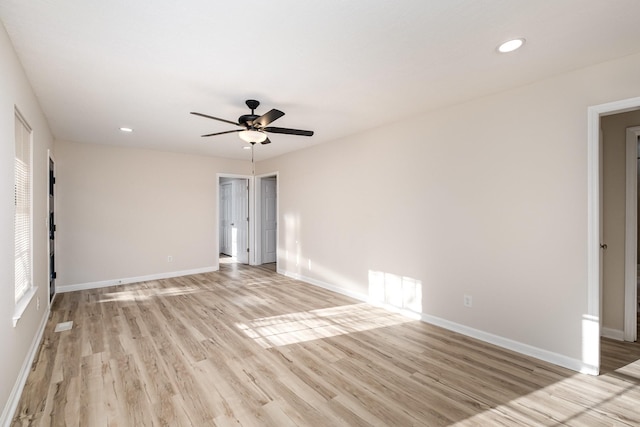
[15,112,32,303]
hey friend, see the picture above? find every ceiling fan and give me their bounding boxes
[190,99,314,145]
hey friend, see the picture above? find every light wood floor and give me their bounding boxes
[12,264,640,426]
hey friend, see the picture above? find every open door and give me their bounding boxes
[219,181,233,256]
[234,178,249,264]
[48,153,56,302]
[219,176,249,264]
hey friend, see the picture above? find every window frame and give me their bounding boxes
[13,108,36,327]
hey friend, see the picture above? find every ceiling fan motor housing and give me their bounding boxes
[240,99,261,127]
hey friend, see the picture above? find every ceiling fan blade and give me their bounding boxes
[253,109,285,128]
[261,137,272,145]
[264,126,314,137]
[201,129,243,137]
[190,112,241,127]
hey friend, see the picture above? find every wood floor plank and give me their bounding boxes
[11,262,640,426]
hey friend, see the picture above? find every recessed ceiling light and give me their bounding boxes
[119,127,133,132]
[243,146,251,150]
[497,38,525,53]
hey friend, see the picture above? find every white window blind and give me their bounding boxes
[15,111,32,304]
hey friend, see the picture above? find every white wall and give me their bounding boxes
[258,52,640,368]
[54,140,249,288]
[0,22,54,423]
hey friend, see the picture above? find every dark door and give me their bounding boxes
[49,158,56,302]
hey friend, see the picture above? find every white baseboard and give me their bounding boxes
[1,306,50,427]
[279,269,594,375]
[601,327,625,341]
[56,266,218,293]
[280,269,370,302]
[280,269,425,320]
[418,312,594,375]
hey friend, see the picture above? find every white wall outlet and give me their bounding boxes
[167,255,173,262]
[463,294,473,307]
[36,296,40,310]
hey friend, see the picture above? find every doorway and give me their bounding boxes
[589,96,640,374]
[48,151,56,303]
[624,126,640,341]
[218,176,249,264]
[601,115,640,343]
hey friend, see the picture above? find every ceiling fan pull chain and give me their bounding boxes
[251,144,255,176]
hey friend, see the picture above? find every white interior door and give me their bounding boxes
[261,177,277,264]
[233,179,249,264]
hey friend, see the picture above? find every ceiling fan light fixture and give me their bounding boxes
[239,129,267,143]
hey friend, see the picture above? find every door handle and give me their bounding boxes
[600,243,608,250]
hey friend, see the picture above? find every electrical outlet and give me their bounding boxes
[167,255,173,262]
[463,294,473,308]
[36,296,40,310]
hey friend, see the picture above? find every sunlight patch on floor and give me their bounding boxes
[452,369,639,426]
[236,303,414,348]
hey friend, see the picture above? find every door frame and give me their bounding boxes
[624,126,640,342]
[217,173,253,266]
[253,172,279,266]
[588,96,640,374]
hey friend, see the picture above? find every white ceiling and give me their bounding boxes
[2,0,640,161]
